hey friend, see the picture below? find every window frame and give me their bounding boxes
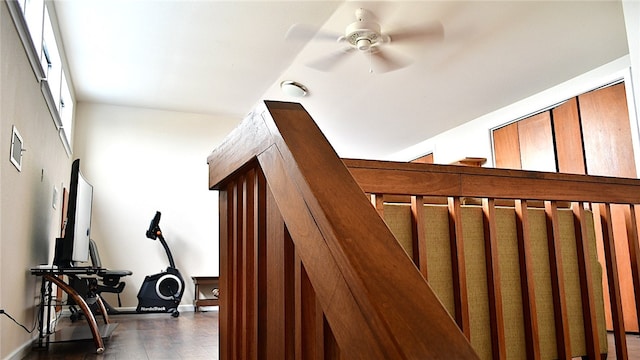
[7,0,74,156]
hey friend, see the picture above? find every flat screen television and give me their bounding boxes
[54,159,94,267]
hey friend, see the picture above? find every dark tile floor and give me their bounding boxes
[23,310,218,359]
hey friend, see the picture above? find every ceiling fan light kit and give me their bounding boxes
[280,80,308,97]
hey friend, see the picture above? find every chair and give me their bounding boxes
[68,240,132,320]
[89,239,132,295]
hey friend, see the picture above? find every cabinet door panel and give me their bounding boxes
[579,83,636,178]
[553,98,586,174]
[411,153,434,164]
[518,111,556,172]
[579,82,638,332]
[493,122,521,169]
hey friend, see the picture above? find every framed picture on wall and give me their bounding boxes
[10,125,24,171]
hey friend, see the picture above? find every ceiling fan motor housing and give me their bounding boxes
[344,20,383,51]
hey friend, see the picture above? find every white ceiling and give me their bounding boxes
[52,0,629,159]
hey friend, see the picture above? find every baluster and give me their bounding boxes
[448,196,470,339]
[482,198,506,360]
[624,204,640,337]
[371,193,384,217]
[600,203,628,360]
[514,199,541,360]
[411,195,427,278]
[572,202,601,359]
[545,200,571,359]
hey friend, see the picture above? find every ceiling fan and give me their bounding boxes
[286,8,444,73]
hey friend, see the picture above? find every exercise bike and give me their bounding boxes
[134,211,185,317]
[70,211,185,318]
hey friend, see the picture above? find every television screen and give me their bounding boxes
[54,159,93,267]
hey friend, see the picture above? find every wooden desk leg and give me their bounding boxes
[44,274,106,354]
[95,296,110,324]
[37,278,48,349]
[194,283,200,312]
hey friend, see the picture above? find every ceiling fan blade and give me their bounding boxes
[370,48,411,73]
[307,47,355,72]
[285,23,340,42]
[387,21,444,44]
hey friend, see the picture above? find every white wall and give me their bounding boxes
[1,3,71,359]
[72,103,239,309]
[623,0,640,133]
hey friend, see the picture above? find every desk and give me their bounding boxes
[31,267,118,354]
[191,276,219,311]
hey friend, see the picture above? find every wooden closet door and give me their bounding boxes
[411,153,434,164]
[552,98,586,174]
[579,83,636,178]
[579,82,639,332]
[493,122,522,169]
[517,111,556,172]
[493,112,556,172]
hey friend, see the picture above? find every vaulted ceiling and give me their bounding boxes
[52,0,629,159]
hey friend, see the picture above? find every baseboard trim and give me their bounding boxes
[5,336,37,360]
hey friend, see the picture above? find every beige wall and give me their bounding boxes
[72,102,238,310]
[1,2,72,359]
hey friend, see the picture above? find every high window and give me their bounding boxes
[8,0,74,155]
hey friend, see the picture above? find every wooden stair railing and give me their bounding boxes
[208,101,478,359]
[344,158,640,360]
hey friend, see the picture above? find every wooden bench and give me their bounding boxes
[191,276,219,311]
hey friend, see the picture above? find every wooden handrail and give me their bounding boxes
[208,102,478,359]
[344,158,640,203]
